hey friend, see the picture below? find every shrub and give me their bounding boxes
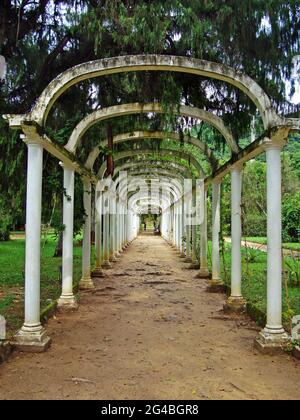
[282,191,300,243]
[0,213,11,241]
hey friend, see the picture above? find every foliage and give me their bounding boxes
[282,190,300,242]
[0,1,299,244]
[243,246,262,264]
[0,234,90,335]
[284,258,300,288]
[0,195,12,241]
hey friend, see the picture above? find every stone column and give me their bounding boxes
[93,188,104,277]
[190,189,199,268]
[255,138,289,353]
[109,196,117,262]
[115,200,121,258]
[119,204,124,253]
[172,206,176,247]
[198,188,210,278]
[208,181,223,292]
[175,205,180,250]
[180,198,185,257]
[79,178,95,290]
[185,223,192,263]
[102,193,111,269]
[185,192,192,263]
[224,164,246,313]
[58,163,78,310]
[14,140,51,352]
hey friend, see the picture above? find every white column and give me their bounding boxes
[198,188,210,278]
[172,207,176,246]
[185,194,193,262]
[102,194,111,268]
[191,223,198,267]
[109,196,117,262]
[255,139,289,352]
[79,178,94,290]
[191,190,198,267]
[180,199,186,257]
[174,205,178,249]
[185,225,192,261]
[115,200,121,258]
[208,181,223,290]
[14,140,51,351]
[177,205,181,250]
[224,165,246,312]
[118,204,123,253]
[119,203,123,253]
[58,164,78,310]
[93,189,104,276]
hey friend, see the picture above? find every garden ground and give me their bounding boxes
[0,234,299,400]
[0,233,300,337]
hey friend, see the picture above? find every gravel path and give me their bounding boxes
[0,234,299,400]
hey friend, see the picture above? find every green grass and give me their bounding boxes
[1,234,299,337]
[0,234,95,336]
[207,241,300,330]
[244,237,300,251]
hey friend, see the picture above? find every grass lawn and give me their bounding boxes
[245,237,300,251]
[1,234,299,337]
[0,234,95,337]
[207,242,300,330]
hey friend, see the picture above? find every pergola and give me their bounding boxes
[3,55,300,354]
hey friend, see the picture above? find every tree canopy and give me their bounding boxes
[0,0,299,240]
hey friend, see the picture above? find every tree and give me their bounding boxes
[0,0,299,240]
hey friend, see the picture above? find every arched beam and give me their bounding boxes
[117,174,182,202]
[85,130,217,171]
[66,103,238,153]
[17,55,282,128]
[124,179,182,203]
[129,194,173,212]
[97,148,205,179]
[112,160,193,180]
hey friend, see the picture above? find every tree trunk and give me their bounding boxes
[53,232,63,257]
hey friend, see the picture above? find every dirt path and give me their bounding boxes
[0,234,300,400]
[224,237,300,259]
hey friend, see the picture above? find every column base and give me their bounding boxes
[293,346,300,360]
[79,277,95,290]
[12,324,51,353]
[207,279,225,293]
[109,255,118,263]
[223,296,246,314]
[115,252,121,259]
[92,267,105,278]
[102,260,112,269]
[57,294,79,312]
[189,261,200,270]
[196,268,210,279]
[179,253,186,259]
[254,328,290,355]
[184,257,192,263]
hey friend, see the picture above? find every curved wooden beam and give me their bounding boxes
[16,55,281,128]
[97,148,205,179]
[66,103,238,153]
[85,130,217,172]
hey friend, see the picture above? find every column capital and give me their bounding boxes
[21,135,43,148]
[262,136,286,151]
[230,161,244,172]
[59,161,74,171]
[212,178,222,185]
